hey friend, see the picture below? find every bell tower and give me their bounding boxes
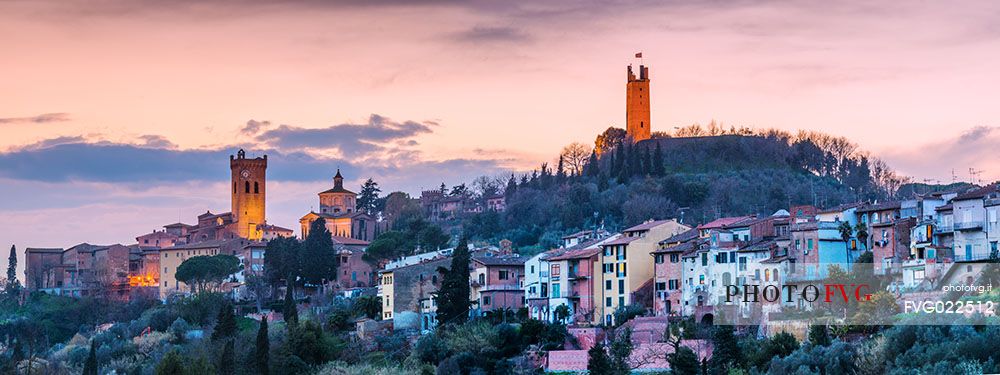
[230,149,267,240]
[626,64,651,142]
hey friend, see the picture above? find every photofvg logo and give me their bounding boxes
[704,262,1000,326]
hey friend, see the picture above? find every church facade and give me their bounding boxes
[299,169,377,242]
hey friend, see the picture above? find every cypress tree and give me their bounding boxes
[212,303,237,341]
[709,326,742,373]
[155,350,186,375]
[556,155,567,182]
[6,245,20,296]
[300,218,335,286]
[435,238,471,325]
[219,339,235,375]
[256,317,270,375]
[586,151,600,177]
[82,340,98,375]
[642,146,653,175]
[283,276,298,327]
[587,342,612,375]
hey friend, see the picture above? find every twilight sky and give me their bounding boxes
[2,1,1000,273]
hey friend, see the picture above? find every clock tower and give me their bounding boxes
[230,149,267,240]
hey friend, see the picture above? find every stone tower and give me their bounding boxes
[626,64,651,142]
[230,149,267,240]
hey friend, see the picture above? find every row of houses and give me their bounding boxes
[375,183,1000,333]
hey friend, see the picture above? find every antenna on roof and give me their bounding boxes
[970,167,983,186]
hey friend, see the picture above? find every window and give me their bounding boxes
[807,239,813,250]
[668,279,679,290]
[478,273,486,285]
[606,297,613,307]
[655,254,664,264]
[701,253,708,266]
[765,269,771,282]
[530,265,535,273]
[619,297,625,306]
[795,239,801,249]
[233,182,237,194]
[618,280,625,294]
[730,252,736,263]
[552,283,561,298]
[551,264,561,277]
[606,280,612,290]
[699,275,705,284]
[655,282,666,291]
[617,246,626,261]
[254,182,259,194]
[670,254,679,263]
[739,257,747,271]
[164,267,168,273]
[498,270,509,280]
[245,181,250,193]
[483,296,491,305]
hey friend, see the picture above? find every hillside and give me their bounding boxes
[455,128,906,252]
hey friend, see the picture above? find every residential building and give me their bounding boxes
[652,228,698,317]
[378,256,450,331]
[471,254,525,316]
[595,219,689,325]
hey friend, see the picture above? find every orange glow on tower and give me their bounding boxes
[626,63,651,142]
[231,149,267,240]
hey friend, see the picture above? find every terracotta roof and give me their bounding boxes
[653,239,702,254]
[332,236,369,246]
[722,216,775,229]
[603,236,641,246]
[659,228,698,245]
[549,247,601,261]
[953,184,1000,201]
[25,247,63,253]
[473,255,526,266]
[818,202,864,214]
[162,239,226,250]
[697,216,754,230]
[738,238,777,252]
[625,219,677,232]
[856,201,901,213]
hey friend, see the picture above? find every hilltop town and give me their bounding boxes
[4,62,1000,375]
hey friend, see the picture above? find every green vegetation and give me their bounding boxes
[174,254,241,294]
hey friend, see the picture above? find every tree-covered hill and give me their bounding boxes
[455,126,910,253]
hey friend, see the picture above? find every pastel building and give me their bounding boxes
[595,219,689,326]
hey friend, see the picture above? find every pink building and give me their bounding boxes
[332,236,375,288]
[471,255,525,315]
[652,229,699,316]
[548,246,601,323]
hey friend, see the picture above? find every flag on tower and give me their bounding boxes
[635,52,642,58]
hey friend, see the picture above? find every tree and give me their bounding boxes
[300,218,336,286]
[82,340,98,375]
[587,342,613,375]
[155,350,186,375]
[556,155,567,182]
[219,339,235,375]
[666,346,700,375]
[609,327,634,375]
[356,178,382,215]
[435,238,471,325]
[652,142,665,176]
[264,236,299,287]
[212,303,237,341]
[838,221,854,268]
[6,245,20,296]
[283,276,298,327]
[256,317,270,375]
[554,304,571,324]
[594,127,627,157]
[855,222,869,251]
[561,142,592,176]
[808,324,831,346]
[356,295,382,320]
[175,255,242,294]
[709,326,742,374]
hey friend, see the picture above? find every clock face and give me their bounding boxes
[241,169,250,179]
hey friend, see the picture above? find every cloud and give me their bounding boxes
[0,112,71,124]
[240,119,272,136]
[881,126,1000,184]
[452,26,530,43]
[254,114,433,157]
[137,135,177,149]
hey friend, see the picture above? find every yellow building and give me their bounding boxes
[595,219,689,325]
[379,270,395,320]
[158,240,223,299]
[230,149,267,241]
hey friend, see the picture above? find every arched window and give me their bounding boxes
[773,269,779,281]
[765,269,771,282]
[233,182,236,194]
[245,181,250,193]
[254,182,259,194]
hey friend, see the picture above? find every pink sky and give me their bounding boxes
[2,1,1000,272]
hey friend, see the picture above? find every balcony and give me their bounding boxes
[955,250,992,262]
[934,224,953,234]
[954,221,984,231]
